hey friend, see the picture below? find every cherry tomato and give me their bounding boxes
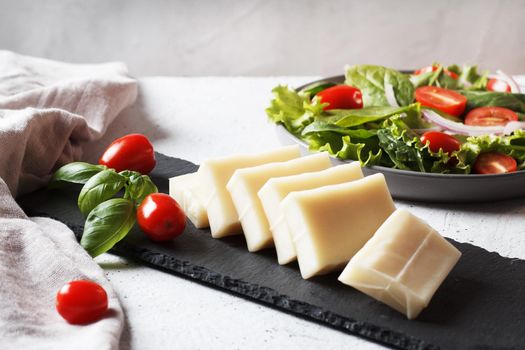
[56,280,108,325]
[464,107,518,126]
[415,86,467,117]
[316,85,363,110]
[420,131,461,154]
[137,193,186,242]
[473,152,517,174]
[414,65,458,79]
[487,78,512,93]
[99,134,156,174]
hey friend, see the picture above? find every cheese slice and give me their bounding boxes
[281,173,395,279]
[199,145,301,238]
[338,208,461,319]
[258,163,364,265]
[169,173,209,229]
[227,153,332,252]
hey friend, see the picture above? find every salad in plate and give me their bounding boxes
[266,64,525,174]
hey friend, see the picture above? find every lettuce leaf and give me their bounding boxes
[265,85,324,135]
[455,130,525,171]
[344,65,415,107]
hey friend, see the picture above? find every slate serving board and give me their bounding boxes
[17,153,525,350]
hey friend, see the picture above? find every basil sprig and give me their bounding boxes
[50,162,158,257]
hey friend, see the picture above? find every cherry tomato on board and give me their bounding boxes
[99,134,156,174]
[316,85,363,110]
[56,280,108,325]
[473,152,517,174]
[414,65,459,79]
[464,107,518,126]
[420,131,461,154]
[415,86,467,117]
[137,193,186,242]
[487,78,512,93]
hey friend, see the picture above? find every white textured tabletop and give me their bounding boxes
[82,77,525,350]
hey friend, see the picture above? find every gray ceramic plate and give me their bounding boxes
[274,75,525,203]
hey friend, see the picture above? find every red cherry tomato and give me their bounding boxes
[56,280,108,325]
[415,86,467,117]
[414,65,458,79]
[487,78,512,93]
[473,152,517,174]
[464,107,518,126]
[316,85,363,110]
[420,131,461,154]
[99,134,156,174]
[137,193,186,242]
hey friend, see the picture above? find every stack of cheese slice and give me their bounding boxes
[169,145,461,319]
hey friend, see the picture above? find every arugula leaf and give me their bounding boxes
[410,64,488,90]
[78,170,127,215]
[345,65,415,107]
[49,162,107,187]
[458,90,525,113]
[458,65,488,90]
[80,198,136,258]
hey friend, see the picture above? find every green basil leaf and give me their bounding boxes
[78,170,127,215]
[80,198,136,258]
[127,175,158,204]
[49,162,106,187]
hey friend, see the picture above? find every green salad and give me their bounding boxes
[266,64,525,174]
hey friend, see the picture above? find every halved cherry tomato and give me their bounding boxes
[487,78,512,93]
[473,152,517,174]
[420,131,461,154]
[414,65,458,79]
[316,85,363,110]
[99,134,156,174]
[415,86,467,117]
[464,107,518,126]
[137,193,186,242]
[56,280,108,325]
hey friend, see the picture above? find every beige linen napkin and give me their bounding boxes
[0,51,137,349]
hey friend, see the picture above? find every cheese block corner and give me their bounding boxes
[169,172,209,229]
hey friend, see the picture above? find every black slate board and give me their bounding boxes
[17,153,525,350]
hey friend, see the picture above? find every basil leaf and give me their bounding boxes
[80,198,136,258]
[49,162,106,187]
[78,170,127,215]
[127,175,158,204]
[344,65,415,107]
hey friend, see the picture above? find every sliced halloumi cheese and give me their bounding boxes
[199,145,301,238]
[227,153,332,252]
[258,162,363,265]
[281,173,396,279]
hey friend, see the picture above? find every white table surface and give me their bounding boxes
[82,77,525,350]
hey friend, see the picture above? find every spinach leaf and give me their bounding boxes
[80,198,136,258]
[300,81,337,96]
[78,170,127,215]
[345,65,415,107]
[319,104,420,128]
[458,90,525,113]
[49,162,107,187]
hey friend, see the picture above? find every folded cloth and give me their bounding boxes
[0,51,137,349]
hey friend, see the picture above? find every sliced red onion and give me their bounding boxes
[421,109,525,136]
[383,81,399,107]
[495,70,521,93]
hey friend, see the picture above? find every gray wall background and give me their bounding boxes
[1,0,524,76]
